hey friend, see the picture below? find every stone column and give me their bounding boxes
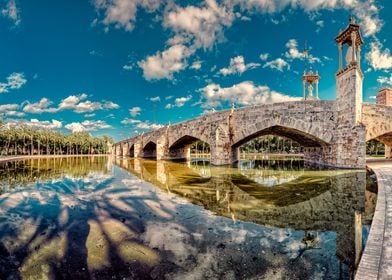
[357,45,361,67]
[338,43,343,70]
[303,80,307,100]
[156,134,168,160]
[386,144,392,159]
[316,80,319,99]
[134,141,142,158]
[351,32,357,63]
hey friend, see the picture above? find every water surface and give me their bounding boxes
[0,156,377,279]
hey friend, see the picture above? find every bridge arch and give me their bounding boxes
[143,141,157,158]
[129,144,135,158]
[232,118,332,147]
[168,135,210,161]
[230,119,332,166]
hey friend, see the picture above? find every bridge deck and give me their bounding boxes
[356,160,392,279]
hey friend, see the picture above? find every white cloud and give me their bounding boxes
[284,39,320,63]
[93,0,162,32]
[123,64,132,71]
[22,94,119,115]
[1,0,21,25]
[23,98,57,114]
[263,58,290,72]
[165,95,192,109]
[0,72,27,93]
[149,96,161,102]
[7,119,63,130]
[200,81,300,108]
[129,106,141,117]
[377,75,392,86]
[164,0,235,49]
[65,120,111,133]
[259,53,269,61]
[219,56,260,76]
[190,60,202,70]
[121,118,141,125]
[0,104,24,117]
[366,40,392,71]
[103,101,120,109]
[233,0,381,36]
[136,121,163,130]
[138,44,194,80]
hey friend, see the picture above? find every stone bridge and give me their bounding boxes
[113,20,392,169]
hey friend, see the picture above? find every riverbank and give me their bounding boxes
[356,160,392,279]
[0,154,110,163]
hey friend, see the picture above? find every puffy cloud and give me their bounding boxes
[219,56,260,76]
[263,58,290,72]
[23,94,120,114]
[366,40,392,71]
[377,75,392,86]
[0,104,24,117]
[1,0,21,25]
[200,81,300,108]
[163,0,235,49]
[190,60,202,70]
[138,44,194,80]
[285,39,320,63]
[135,121,163,130]
[232,0,381,36]
[165,95,192,109]
[23,98,58,114]
[0,72,27,93]
[7,119,63,130]
[129,106,141,117]
[103,101,120,109]
[65,120,111,133]
[93,0,162,31]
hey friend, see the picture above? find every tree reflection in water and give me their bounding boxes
[0,156,377,279]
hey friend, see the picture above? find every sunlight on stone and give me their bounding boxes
[58,207,69,226]
[21,233,67,279]
[144,199,172,219]
[3,218,38,253]
[87,220,110,270]
[117,241,160,266]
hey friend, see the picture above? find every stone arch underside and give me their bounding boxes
[233,125,329,148]
[142,141,157,158]
[231,123,332,166]
[168,135,210,160]
[129,144,135,157]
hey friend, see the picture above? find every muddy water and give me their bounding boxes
[0,156,377,279]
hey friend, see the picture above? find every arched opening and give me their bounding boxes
[142,141,156,158]
[169,135,210,162]
[367,131,392,159]
[233,125,328,167]
[129,144,135,158]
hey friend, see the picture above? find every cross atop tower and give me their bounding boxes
[301,42,321,100]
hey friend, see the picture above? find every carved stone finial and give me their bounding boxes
[349,15,356,24]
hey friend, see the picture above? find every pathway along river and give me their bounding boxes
[0,156,377,279]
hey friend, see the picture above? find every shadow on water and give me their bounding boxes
[0,156,378,280]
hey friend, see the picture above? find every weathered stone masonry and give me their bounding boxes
[113,19,392,169]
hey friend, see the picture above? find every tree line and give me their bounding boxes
[240,135,304,154]
[0,124,114,156]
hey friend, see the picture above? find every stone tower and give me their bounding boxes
[333,16,366,167]
[335,16,363,124]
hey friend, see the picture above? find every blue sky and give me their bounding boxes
[1,0,392,141]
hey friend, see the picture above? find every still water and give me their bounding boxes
[0,156,377,280]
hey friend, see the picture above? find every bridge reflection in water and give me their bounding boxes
[115,157,377,279]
